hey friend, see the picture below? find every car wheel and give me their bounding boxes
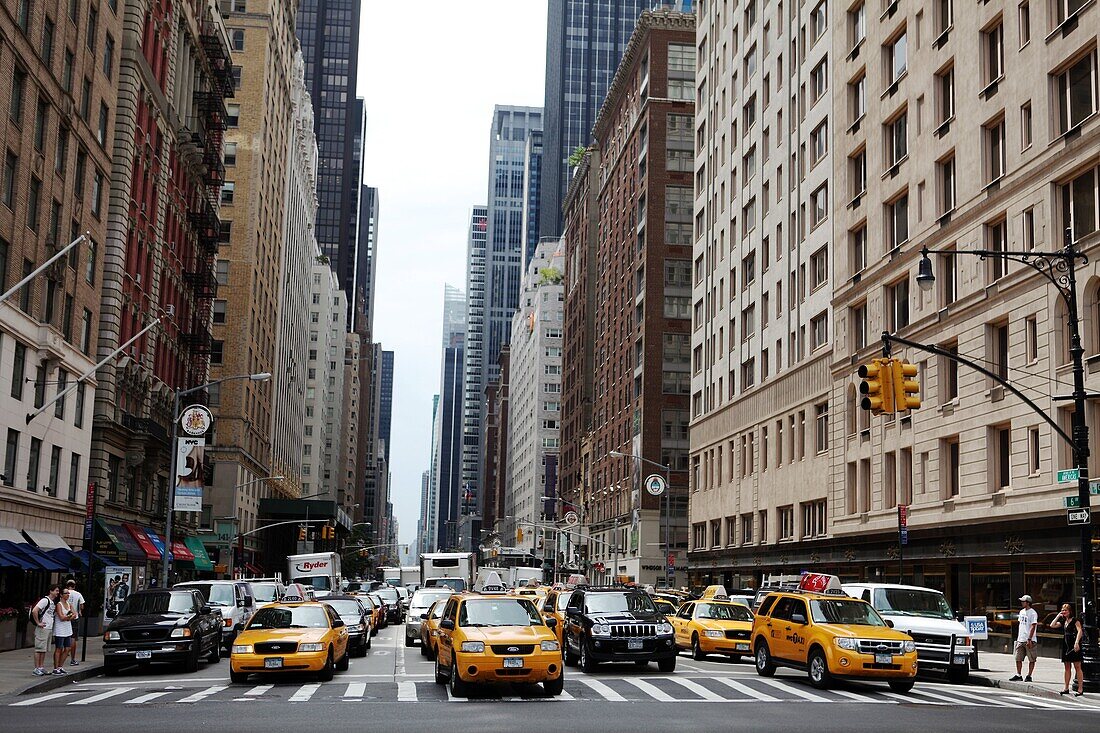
[449,662,470,698]
[336,648,350,671]
[207,636,221,663]
[947,666,969,685]
[888,678,915,693]
[318,649,335,682]
[563,637,578,667]
[434,654,448,685]
[692,635,706,661]
[420,639,429,657]
[543,672,564,696]
[579,640,598,672]
[183,642,200,673]
[366,633,372,650]
[657,656,677,673]
[404,634,415,647]
[755,641,776,677]
[808,648,831,689]
[230,670,249,684]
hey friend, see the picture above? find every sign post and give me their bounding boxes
[80,481,97,663]
[897,504,909,583]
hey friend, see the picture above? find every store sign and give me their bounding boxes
[173,437,205,512]
[83,482,97,542]
[964,616,989,640]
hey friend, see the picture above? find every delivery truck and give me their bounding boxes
[287,552,341,597]
[420,552,475,592]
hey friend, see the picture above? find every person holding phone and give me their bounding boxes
[1050,603,1085,697]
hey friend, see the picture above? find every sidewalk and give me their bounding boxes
[970,649,1091,699]
[0,635,103,697]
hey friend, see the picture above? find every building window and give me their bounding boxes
[810,247,828,290]
[982,20,1004,87]
[851,302,867,351]
[230,29,245,51]
[943,437,961,498]
[810,120,828,163]
[213,300,227,324]
[810,184,828,228]
[80,308,92,353]
[223,142,237,166]
[849,72,866,123]
[990,320,1010,380]
[849,149,867,198]
[227,104,240,127]
[810,59,828,103]
[27,176,41,232]
[802,500,827,539]
[1027,426,1040,474]
[887,192,909,249]
[1054,0,1089,25]
[935,66,955,126]
[210,340,224,364]
[886,277,910,332]
[27,438,42,492]
[740,515,754,545]
[778,506,795,541]
[221,181,235,204]
[810,312,829,351]
[986,218,1008,281]
[103,34,115,78]
[887,31,907,84]
[1018,2,1030,46]
[2,151,15,209]
[940,244,958,306]
[1061,166,1098,243]
[886,111,907,168]
[938,154,956,214]
[75,382,85,428]
[850,225,867,274]
[941,341,959,402]
[1055,51,1098,135]
[815,402,829,453]
[991,424,1011,490]
[9,67,26,125]
[97,103,109,146]
[849,2,866,48]
[1021,101,1033,149]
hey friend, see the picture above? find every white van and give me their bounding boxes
[843,582,974,683]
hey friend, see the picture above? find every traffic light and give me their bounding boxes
[858,358,895,415]
[298,526,306,541]
[516,526,525,544]
[892,359,921,412]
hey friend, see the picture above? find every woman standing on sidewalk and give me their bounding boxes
[51,590,77,675]
[1050,602,1084,697]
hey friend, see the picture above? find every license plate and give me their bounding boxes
[875,653,893,665]
[135,651,152,660]
[503,657,524,668]
[627,639,643,650]
[953,654,969,665]
[735,643,750,651]
[264,657,283,669]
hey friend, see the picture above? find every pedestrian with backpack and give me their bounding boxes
[30,585,61,676]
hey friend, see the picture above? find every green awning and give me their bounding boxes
[182,536,214,571]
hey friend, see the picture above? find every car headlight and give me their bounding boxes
[359,623,367,632]
[460,641,485,653]
[657,622,674,635]
[834,637,859,650]
[232,644,253,654]
[902,640,916,653]
[540,640,560,651]
[299,643,325,652]
[704,630,724,639]
[961,636,972,646]
[224,618,234,628]
[169,628,192,638]
[104,631,120,641]
[591,624,611,636]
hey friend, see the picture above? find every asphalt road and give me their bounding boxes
[2,620,1097,732]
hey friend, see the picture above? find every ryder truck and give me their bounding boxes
[287,552,341,597]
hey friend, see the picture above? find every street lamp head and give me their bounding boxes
[250,372,273,381]
[608,450,625,458]
[916,247,936,292]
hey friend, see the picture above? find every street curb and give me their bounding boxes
[17,664,103,695]
[970,673,1088,701]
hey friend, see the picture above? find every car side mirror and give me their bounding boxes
[546,617,558,628]
[566,606,579,616]
[420,613,428,620]
[440,619,455,630]
[790,613,807,625]
[885,619,895,628]
[333,619,345,628]
[200,605,213,615]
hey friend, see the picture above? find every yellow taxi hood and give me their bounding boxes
[827,624,911,641]
[236,627,331,645]
[459,625,554,644]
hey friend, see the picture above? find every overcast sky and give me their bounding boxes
[359,1,548,551]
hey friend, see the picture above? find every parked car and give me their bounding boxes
[174,580,256,651]
[102,589,223,675]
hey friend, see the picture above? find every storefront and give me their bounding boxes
[178,536,215,577]
[94,519,149,592]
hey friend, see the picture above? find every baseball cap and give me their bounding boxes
[1019,595,1033,603]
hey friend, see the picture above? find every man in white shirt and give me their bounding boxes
[30,585,60,676]
[65,579,85,666]
[1010,594,1039,682]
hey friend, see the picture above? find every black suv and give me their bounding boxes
[562,586,677,672]
[102,589,223,674]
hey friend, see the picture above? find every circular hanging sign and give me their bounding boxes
[563,511,580,527]
[644,474,667,496]
[180,405,214,436]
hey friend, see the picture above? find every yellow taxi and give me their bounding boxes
[229,599,350,683]
[434,592,564,697]
[670,594,755,661]
[513,585,548,610]
[419,598,448,659]
[651,597,679,616]
[751,574,918,692]
[540,589,573,645]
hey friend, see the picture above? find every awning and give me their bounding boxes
[0,540,68,571]
[0,526,26,543]
[124,524,160,560]
[0,548,36,570]
[182,537,213,571]
[22,529,73,550]
[46,547,112,571]
[170,540,194,561]
[142,529,167,560]
[94,519,147,563]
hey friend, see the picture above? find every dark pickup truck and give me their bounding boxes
[102,589,223,674]
[562,586,678,672]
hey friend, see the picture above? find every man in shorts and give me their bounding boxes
[30,585,61,676]
[1010,594,1039,682]
[65,579,85,666]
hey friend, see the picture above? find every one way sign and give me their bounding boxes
[1067,507,1092,525]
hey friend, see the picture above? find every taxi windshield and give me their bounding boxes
[810,599,887,627]
[697,603,753,621]
[182,583,234,607]
[584,592,657,614]
[325,600,363,617]
[249,605,330,629]
[877,589,954,619]
[459,598,542,627]
[250,583,280,603]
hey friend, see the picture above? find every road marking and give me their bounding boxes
[1002,695,1070,709]
[907,687,986,706]
[10,692,74,706]
[710,677,780,702]
[70,688,131,705]
[398,681,417,702]
[289,683,321,702]
[828,688,895,704]
[623,678,675,702]
[558,689,575,701]
[124,692,170,704]
[344,682,366,698]
[177,685,227,704]
[79,677,224,686]
[665,677,725,701]
[882,691,942,705]
[755,678,833,702]
[444,686,468,702]
[575,677,626,702]
[244,684,273,696]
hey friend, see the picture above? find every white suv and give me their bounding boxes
[174,580,257,651]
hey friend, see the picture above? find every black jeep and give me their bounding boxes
[562,586,677,672]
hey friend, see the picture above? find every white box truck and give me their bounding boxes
[400,566,421,590]
[287,552,341,597]
[420,552,475,592]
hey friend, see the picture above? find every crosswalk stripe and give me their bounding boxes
[908,688,987,706]
[756,678,833,703]
[711,677,780,702]
[575,677,626,702]
[829,688,895,704]
[623,678,676,702]
[444,686,468,702]
[665,677,725,701]
[344,683,366,698]
[70,688,130,705]
[882,691,942,705]
[124,692,169,704]
[558,689,575,701]
[1003,695,1070,709]
[244,685,272,697]
[10,692,74,706]
[289,683,320,702]
[178,685,227,704]
[397,681,417,702]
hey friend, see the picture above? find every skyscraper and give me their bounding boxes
[539,0,652,238]
[431,286,466,551]
[356,186,380,333]
[521,130,544,273]
[460,206,487,529]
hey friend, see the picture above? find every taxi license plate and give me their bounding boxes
[264,657,284,669]
[627,639,643,650]
[953,654,969,665]
[135,651,152,660]
[735,643,750,651]
[503,657,524,668]
[875,653,893,665]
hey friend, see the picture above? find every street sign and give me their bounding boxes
[644,474,667,496]
[563,510,580,527]
[1058,468,1081,484]
[964,616,989,641]
[1067,507,1092,525]
[900,528,909,546]
[897,504,909,528]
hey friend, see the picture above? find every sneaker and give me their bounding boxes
[1009,675,1023,681]
[1025,675,1033,682]
[70,660,79,666]
[32,668,46,677]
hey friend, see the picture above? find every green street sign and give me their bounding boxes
[1058,468,1081,484]
[1064,486,1100,506]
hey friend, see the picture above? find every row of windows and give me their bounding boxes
[690,499,827,551]
[3,427,83,502]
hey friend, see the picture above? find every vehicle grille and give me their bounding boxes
[908,633,950,646]
[490,644,534,655]
[120,628,171,642]
[856,640,905,655]
[724,629,751,640]
[610,624,656,638]
[255,642,298,654]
